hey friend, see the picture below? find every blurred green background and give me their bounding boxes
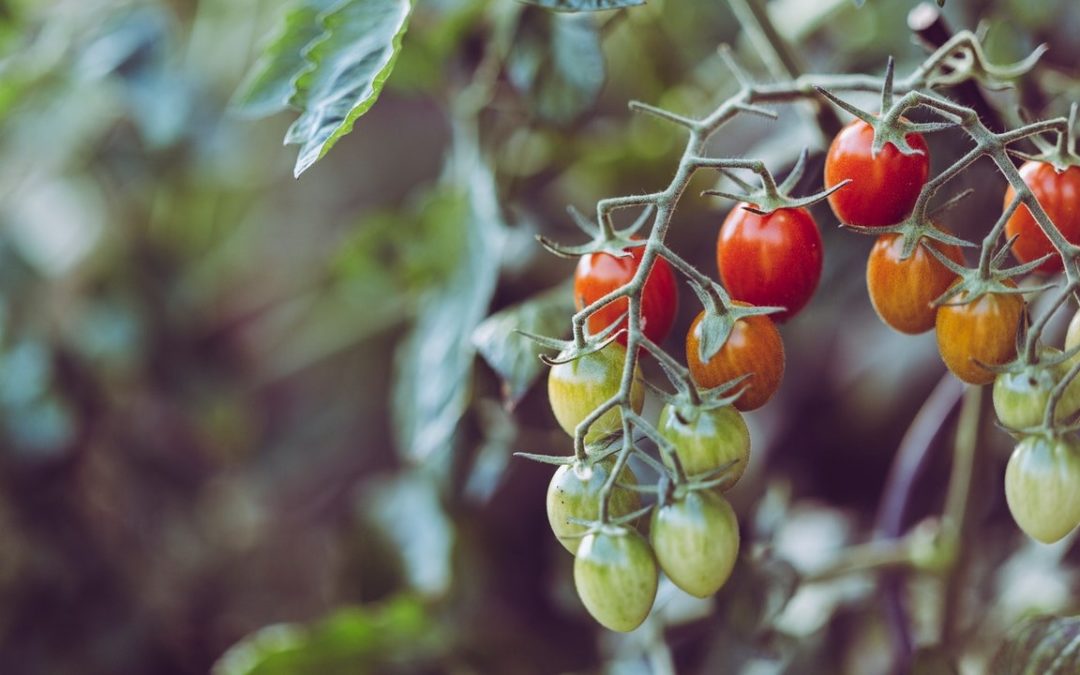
[1,0,1079,673]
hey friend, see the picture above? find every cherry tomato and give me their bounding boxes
[649,490,739,598]
[866,232,964,334]
[657,403,750,487]
[574,525,659,632]
[1004,434,1080,544]
[824,118,930,227]
[716,205,823,322]
[575,244,677,345]
[935,285,1024,385]
[685,307,784,411]
[548,343,644,442]
[546,458,642,554]
[1003,163,1080,274]
[993,366,1061,430]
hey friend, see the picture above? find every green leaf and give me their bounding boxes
[286,0,413,176]
[520,0,645,11]
[392,124,507,464]
[991,615,1080,675]
[230,0,340,119]
[507,10,606,125]
[212,597,440,675]
[471,280,573,407]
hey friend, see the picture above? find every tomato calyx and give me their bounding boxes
[701,148,848,216]
[520,304,628,366]
[538,203,652,260]
[1008,103,1080,173]
[843,188,975,261]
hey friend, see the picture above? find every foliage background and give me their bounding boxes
[1,0,1079,673]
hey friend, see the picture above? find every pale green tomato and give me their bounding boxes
[574,526,658,632]
[546,458,641,554]
[547,343,644,443]
[657,404,750,488]
[993,366,1059,430]
[649,489,739,598]
[1005,434,1080,544]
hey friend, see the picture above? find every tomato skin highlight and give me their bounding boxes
[573,527,659,632]
[1004,435,1080,544]
[547,343,644,442]
[824,118,930,227]
[657,404,750,487]
[685,308,784,412]
[1003,162,1080,274]
[650,490,739,598]
[546,459,642,554]
[935,286,1024,386]
[866,233,964,334]
[716,205,823,322]
[574,244,678,345]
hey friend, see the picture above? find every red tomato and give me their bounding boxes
[716,205,823,322]
[685,307,784,412]
[575,244,677,345]
[824,118,930,227]
[1003,162,1080,274]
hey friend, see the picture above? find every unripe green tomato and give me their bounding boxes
[574,525,658,632]
[993,366,1060,430]
[649,490,740,598]
[657,404,750,488]
[1004,434,1080,544]
[548,343,644,443]
[546,458,641,554]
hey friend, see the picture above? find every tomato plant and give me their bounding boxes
[1004,434,1080,544]
[649,489,739,598]
[935,286,1024,385]
[546,458,641,554]
[657,403,750,487]
[824,118,930,227]
[575,244,677,345]
[573,526,659,632]
[866,233,964,334]
[547,343,644,442]
[685,308,784,411]
[1003,163,1080,274]
[716,204,823,322]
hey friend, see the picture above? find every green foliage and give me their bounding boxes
[234,0,414,176]
[471,280,574,407]
[507,10,606,126]
[992,615,1080,674]
[212,596,441,675]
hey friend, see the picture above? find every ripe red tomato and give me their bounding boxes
[866,232,964,334]
[824,118,930,227]
[716,205,823,322]
[1003,162,1080,274]
[575,243,677,345]
[935,284,1024,385]
[685,307,784,412]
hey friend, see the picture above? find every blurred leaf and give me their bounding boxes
[392,124,507,464]
[471,280,573,407]
[991,614,1080,675]
[284,0,414,176]
[76,6,169,80]
[507,10,605,126]
[230,0,338,118]
[212,596,440,675]
[521,0,645,11]
[362,473,454,597]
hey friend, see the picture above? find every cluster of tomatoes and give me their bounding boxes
[826,116,1080,544]
[541,111,1080,631]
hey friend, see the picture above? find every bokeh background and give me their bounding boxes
[1,0,1079,673]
